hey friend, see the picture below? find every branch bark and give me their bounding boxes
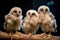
[0,31,60,40]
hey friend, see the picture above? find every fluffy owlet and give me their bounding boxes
[22,10,39,37]
[38,5,57,38]
[4,7,23,35]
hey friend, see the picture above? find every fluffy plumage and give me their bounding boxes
[23,10,39,34]
[4,7,23,33]
[38,5,57,33]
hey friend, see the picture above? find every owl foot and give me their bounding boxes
[40,33,46,36]
[40,33,47,38]
[48,33,52,39]
[16,31,21,36]
[29,33,33,38]
[42,33,46,34]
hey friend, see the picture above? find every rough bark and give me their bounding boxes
[0,31,60,40]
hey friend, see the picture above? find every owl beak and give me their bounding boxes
[16,13,20,16]
[30,15,32,17]
[43,11,46,14]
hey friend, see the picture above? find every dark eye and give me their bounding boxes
[19,11,21,13]
[28,12,30,15]
[40,9,43,11]
[13,10,17,13]
[45,9,48,12]
[32,13,35,15]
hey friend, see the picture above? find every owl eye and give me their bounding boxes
[13,10,17,13]
[19,11,21,13]
[45,9,48,12]
[32,13,35,15]
[28,12,30,15]
[40,9,43,11]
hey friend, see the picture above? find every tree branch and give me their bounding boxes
[0,31,60,40]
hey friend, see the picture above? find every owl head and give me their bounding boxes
[38,5,50,14]
[9,7,22,17]
[26,9,38,18]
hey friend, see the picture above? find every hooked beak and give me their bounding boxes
[16,13,20,16]
[30,15,32,17]
[30,14,34,17]
[43,11,46,14]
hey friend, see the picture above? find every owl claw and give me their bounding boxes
[16,31,21,36]
[29,33,33,38]
[48,33,52,39]
[40,33,46,35]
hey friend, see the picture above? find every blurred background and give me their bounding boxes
[0,0,60,36]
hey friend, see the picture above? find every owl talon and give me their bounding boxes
[16,31,21,36]
[29,33,33,38]
[48,33,52,39]
[42,33,46,34]
[40,32,46,36]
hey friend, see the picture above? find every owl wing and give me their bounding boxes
[49,12,57,32]
[22,16,30,29]
[3,14,13,30]
[4,14,9,30]
[49,12,55,19]
[17,15,23,30]
[53,19,57,32]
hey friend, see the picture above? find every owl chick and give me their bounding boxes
[4,7,23,35]
[38,5,57,38]
[22,10,39,37]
